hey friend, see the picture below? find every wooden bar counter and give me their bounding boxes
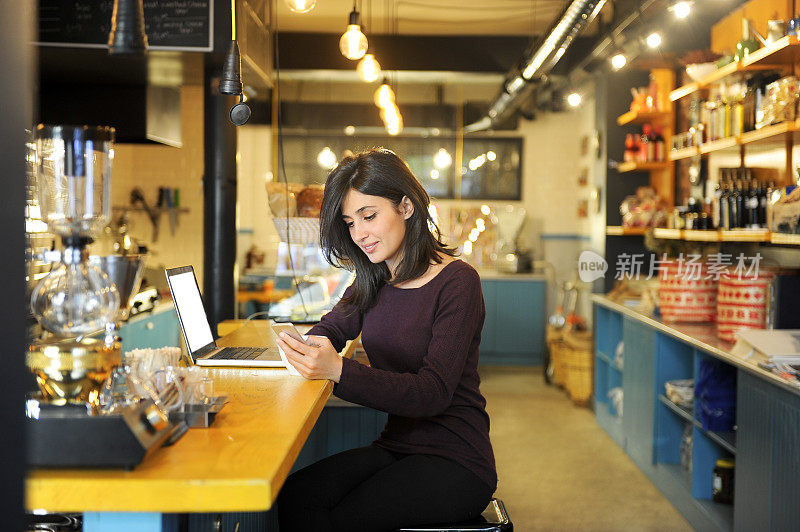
[26,321,355,517]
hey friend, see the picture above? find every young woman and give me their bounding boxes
[275,148,496,532]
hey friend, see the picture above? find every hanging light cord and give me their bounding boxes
[231,0,236,40]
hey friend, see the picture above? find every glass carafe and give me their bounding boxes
[34,125,115,238]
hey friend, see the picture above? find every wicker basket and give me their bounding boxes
[562,330,594,406]
[546,325,565,387]
[272,217,320,245]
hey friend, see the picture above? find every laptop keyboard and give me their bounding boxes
[209,347,267,360]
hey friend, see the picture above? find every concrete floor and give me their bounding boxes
[480,366,692,532]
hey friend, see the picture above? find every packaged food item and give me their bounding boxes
[296,184,325,218]
[658,261,718,323]
[266,182,303,218]
[757,76,800,129]
[665,379,694,408]
[619,186,669,228]
[717,270,775,342]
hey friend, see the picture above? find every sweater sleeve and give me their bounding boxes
[306,284,363,352]
[332,267,484,418]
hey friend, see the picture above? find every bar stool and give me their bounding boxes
[395,498,513,531]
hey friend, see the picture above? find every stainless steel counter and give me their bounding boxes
[592,293,800,396]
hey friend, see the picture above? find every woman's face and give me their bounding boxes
[341,188,413,272]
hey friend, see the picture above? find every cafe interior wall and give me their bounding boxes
[231,81,598,322]
[109,83,206,287]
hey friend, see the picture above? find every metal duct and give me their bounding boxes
[466,0,607,132]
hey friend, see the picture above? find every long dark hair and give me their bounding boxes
[319,148,456,312]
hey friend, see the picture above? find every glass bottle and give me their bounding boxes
[732,178,744,228]
[735,18,760,62]
[720,179,731,230]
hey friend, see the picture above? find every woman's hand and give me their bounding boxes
[275,333,343,382]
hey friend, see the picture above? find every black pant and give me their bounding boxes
[277,444,493,532]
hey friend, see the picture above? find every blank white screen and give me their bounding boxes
[169,271,214,353]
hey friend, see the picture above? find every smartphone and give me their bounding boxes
[271,323,308,345]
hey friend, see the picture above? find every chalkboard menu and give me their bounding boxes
[39,0,213,51]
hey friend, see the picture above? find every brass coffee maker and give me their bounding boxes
[26,125,178,468]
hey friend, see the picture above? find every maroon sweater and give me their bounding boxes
[307,260,497,491]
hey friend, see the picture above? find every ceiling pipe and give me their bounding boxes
[466,0,607,132]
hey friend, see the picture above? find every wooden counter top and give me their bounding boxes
[26,321,355,513]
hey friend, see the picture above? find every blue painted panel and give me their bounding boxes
[84,512,164,532]
[654,334,695,466]
[480,280,497,356]
[769,387,800,530]
[480,280,546,365]
[734,371,771,532]
[291,405,388,473]
[692,429,733,500]
[595,306,611,356]
[622,317,655,467]
[119,309,181,352]
[595,357,609,405]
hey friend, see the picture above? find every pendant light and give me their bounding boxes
[381,103,403,135]
[610,52,627,71]
[670,1,692,19]
[219,0,250,126]
[373,79,395,108]
[357,53,382,83]
[286,0,316,13]
[107,0,148,54]
[339,5,368,60]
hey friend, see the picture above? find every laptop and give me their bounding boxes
[165,266,285,367]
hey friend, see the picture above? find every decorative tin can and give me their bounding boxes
[658,262,718,323]
[716,271,774,342]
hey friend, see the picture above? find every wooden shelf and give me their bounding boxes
[670,35,800,101]
[617,161,671,173]
[738,120,800,144]
[648,228,791,244]
[617,110,673,126]
[671,121,800,159]
[606,225,649,236]
[699,137,739,154]
[669,146,700,161]
[771,232,800,245]
[719,229,771,242]
[653,228,682,240]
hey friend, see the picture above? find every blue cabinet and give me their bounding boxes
[479,278,545,365]
[593,300,800,532]
[119,305,181,353]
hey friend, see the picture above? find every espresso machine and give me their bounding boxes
[26,125,180,468]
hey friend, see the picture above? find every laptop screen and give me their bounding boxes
[165,267,214,354]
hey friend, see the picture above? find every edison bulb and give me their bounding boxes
[433,148,452,169]
[357,54,381,83]
[567,92,582,107]
[286,0,316,13]
[317,147,337,170]
[611,53,627,70]
[672,1,691,19]
[340,25,368,60]
[646,32,662,48]
[381,103,403,135]
[374,82,395,108]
